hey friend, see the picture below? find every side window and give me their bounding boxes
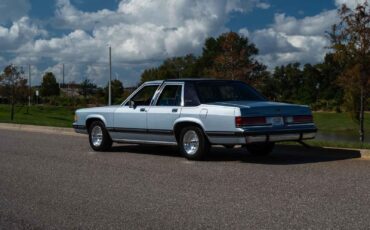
[156,85,182,106]
[130,85,159,106]
[184,82,200,106]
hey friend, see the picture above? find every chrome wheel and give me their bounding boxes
[91,126,103,147]
[183,130,199,155]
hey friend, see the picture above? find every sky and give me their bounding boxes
[0,0,366,86]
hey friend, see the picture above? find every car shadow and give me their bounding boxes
[108,144,361,165]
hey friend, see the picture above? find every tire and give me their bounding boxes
[88,121,113,151]
[246,142,275,156]
[179,126,210,160]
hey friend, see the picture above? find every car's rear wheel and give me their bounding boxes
[88,121,112,151]
[179,126,209,160]
[246,142,275,156]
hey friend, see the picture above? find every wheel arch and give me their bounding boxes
[173,118,207,143]
[85,115,107,130]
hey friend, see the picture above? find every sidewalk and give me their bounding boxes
[0,123,82,136]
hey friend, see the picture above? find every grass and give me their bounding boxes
[0,104,76,127]
[313,112,370,135]
[0,104,369,149]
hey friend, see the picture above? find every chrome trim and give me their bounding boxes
[112,138,177,146]
[151,82,185,107]
[121,82,162,106]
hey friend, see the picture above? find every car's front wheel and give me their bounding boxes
[88,121,112,151]
[245,142,275,156]
[179,126,210,160]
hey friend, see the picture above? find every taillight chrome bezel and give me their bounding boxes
[235,116,267,127]
[285,115,313,124]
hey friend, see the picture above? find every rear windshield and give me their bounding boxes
[194,81,266,104]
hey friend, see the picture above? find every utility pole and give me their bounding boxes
[28,64,31,107]
[108,46,112,106]
[62,63,65,88]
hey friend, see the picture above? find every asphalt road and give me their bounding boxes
[0,129,370,229]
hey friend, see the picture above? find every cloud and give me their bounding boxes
[256,2,271,9]
[273,10,338,36]
[0,17,47,50]
[0,0,30,22]
[335,0,367,9]
[8,0,269,85]
[241,9,337,68]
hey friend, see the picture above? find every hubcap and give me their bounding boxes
[183,130,199,155]
[91,126,103,147]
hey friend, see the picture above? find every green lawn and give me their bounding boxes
[0,104,76,127]
[313,112,370,135]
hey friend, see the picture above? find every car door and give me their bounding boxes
[146,83,183,143]
[111,84,160,141]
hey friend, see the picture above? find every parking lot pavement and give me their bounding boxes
[0,129,369,229]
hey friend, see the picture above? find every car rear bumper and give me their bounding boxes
[244,128,317,143]
[206,128,317,145]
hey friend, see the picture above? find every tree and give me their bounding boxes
[140,54,200,83]
[79,79,97,98]
[205,32,266,85]
[105,79,124,104]
[139,32,266,86]
[0,65,26,120]
[40,72,60,97]
[330,2,370,142]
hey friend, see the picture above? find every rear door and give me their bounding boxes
[146,83,183,142]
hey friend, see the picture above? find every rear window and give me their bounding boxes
[195,81,266,104]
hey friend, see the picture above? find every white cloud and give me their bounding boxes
[335,0,367,9]
[0,17,47,50]
[10,0,269,85]
[273,10,338,36]
[0,0,30,22]
[241,9,337,68]
[256,2,271,10]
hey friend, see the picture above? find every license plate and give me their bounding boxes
[270,116,284,126]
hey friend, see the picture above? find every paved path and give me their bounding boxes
[0,129,369,229]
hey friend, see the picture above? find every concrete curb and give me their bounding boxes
[323,146,370,159]
[0,123,83,137]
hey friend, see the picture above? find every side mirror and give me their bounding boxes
[129,100,136,109]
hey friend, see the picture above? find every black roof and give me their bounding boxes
[164,78,238,82]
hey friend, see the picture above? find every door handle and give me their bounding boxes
[172,108,178,113]
[140,108,146,112]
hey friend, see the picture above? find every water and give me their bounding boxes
[315,131,370,143]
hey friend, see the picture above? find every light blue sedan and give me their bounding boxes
[73,79,317,160]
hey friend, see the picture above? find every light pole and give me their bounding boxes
[28,64,31,107]
[108,46,112,106]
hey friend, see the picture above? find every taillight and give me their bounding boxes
[287,115,313,124]
[235,116,267,127]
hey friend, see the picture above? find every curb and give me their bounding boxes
[0,123,83,136]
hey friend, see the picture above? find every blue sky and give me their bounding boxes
[0,0,361,86]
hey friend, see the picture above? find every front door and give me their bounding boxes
[112,84,159,141]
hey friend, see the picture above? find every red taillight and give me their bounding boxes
[292,115,313,123]
[235,116,267,127]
